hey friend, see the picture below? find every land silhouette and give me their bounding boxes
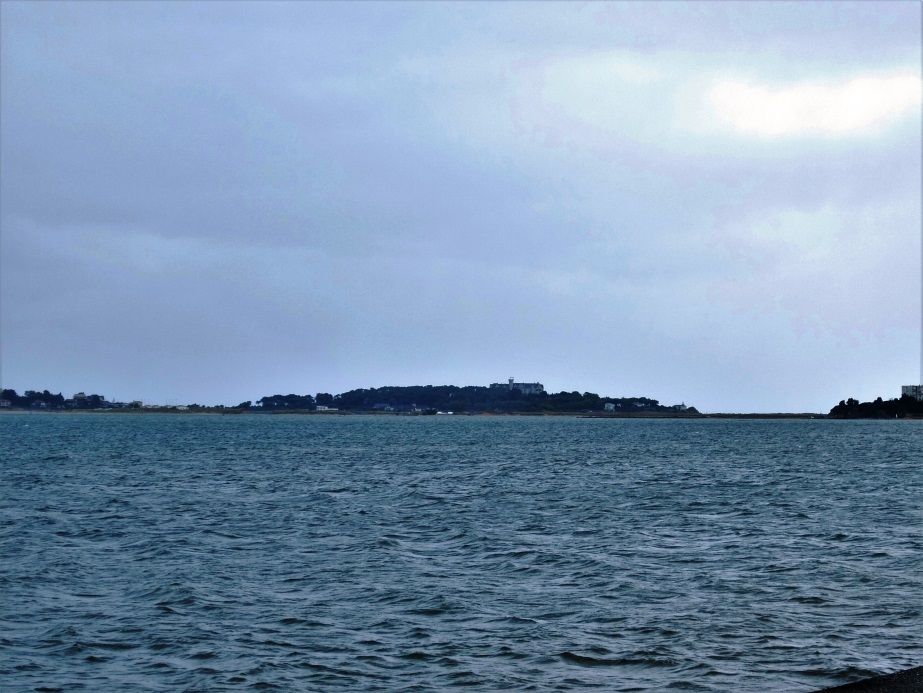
[5,386,922,418]
[1,385,694,415]
[828,395,923,419]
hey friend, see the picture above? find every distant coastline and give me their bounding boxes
[0,383,698,417]
[3,385,921,418]
[0,406,829,419]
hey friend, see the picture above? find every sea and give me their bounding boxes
[0,413,920,692]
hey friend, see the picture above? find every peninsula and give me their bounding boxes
[1,381,697,416]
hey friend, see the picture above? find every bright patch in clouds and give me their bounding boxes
[709,71,921,136]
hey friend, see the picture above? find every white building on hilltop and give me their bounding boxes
[490,377,545,395]
[901,384,923,401]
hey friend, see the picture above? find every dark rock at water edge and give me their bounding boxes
[816,666,923,692]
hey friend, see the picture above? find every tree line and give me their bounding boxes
[2,385,695,414]
[256,385,687,413]
[828,395,923,419]
[3,389,75,408]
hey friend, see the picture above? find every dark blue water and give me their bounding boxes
[1,413,920,691]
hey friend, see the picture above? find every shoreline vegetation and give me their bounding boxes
[2,385,697,416]
[2,387,920,419]
[0,408,830,419]
[827,395,923,419]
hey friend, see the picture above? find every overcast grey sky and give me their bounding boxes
[1,1,920,412]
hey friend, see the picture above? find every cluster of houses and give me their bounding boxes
[0,390,143,410]
[603,401,688,412]
[370,403,423,413]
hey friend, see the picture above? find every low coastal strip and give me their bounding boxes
[4,383,922,417]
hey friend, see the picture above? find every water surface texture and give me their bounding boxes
[1,414,920,691]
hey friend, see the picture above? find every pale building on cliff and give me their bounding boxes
[490,377,545,395]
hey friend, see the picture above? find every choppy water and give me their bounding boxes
[0,413,920,691]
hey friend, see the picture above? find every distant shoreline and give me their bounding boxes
[0,408,836,419]
[585,412,826,419]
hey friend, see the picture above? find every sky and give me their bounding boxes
[1,1,920,412]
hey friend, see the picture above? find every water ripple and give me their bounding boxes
[1,414,921,691]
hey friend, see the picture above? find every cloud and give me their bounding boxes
[1,1,919,411]
[708,71,921,137]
